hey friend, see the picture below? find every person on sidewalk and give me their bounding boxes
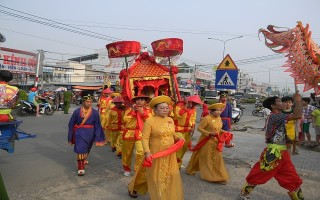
[68,95,106,176]
[186,103,234,184]
[122,95,152,176]
[301,97,316,146]
[0,70,19,122]
[128,95,185,199]
[239,92,304,200]
[28,87,40,117]
[282,96,298,155]
[63,89,72,114]
[311,106,320,146]
[218,91,232,131]
[104,96,125,158]
[174,95,202,168]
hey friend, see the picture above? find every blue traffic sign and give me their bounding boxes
[215,70,238,90]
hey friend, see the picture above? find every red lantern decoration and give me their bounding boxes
[151,38,183,57]
[106,41,141,58]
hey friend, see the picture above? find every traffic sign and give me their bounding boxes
[217,54,238,70]
[215,70,238,89]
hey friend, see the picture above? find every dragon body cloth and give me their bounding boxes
[259,22,320,94]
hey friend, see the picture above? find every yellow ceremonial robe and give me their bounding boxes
[186,114,229,182]
[128,116,184,200]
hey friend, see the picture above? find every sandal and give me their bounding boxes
[128,190,138,198]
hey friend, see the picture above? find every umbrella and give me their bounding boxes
[72,89,83,92]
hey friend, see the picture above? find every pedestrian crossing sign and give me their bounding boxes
[217,54,238,70]
[215,70,238,89]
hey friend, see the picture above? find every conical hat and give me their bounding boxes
[112,96,125,103]
[131,95,151,103]
[186,95,202,105]
[102,88,113,94]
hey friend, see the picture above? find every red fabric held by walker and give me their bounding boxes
[143,139,185,167]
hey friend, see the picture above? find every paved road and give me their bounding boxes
[0,103,319,200]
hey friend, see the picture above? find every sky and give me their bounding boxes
[0,0,319,96]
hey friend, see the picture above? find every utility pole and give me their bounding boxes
[35,50,45,89]
[194,64,198,95]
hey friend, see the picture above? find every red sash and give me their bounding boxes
[71,107,93,144]
[143,140,185,167]
[188,132,233,152]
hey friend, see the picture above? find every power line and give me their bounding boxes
[0,5,292,67]
[0,27,94,50]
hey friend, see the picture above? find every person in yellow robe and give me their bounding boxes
[174,95,202,168]
[122,95,152,176]
[186,103,234,184]
[105,96,125,158]
[98,88,113,143]
[128,95,184,199]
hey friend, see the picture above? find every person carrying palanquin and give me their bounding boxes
[174,95,202,168]
[104,96,125,159]
[122,95,152,176]
[98,88,113,143]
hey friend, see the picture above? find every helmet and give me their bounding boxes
[30,87,37,92]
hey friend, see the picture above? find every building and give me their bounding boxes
[177,62,214,97]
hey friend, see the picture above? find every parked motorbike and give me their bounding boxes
[232,107,242,123]
[236,104,245,116]
[252,107,264,117]
[17,100,54,116]
[255,102,262,108]
[76,96,82,105]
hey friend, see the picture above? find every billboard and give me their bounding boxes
[0,47,37,74]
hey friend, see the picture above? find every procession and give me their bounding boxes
[1,1,320,200]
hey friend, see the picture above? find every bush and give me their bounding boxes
[206,99,219,104]
[241,98,256,103]
[18,90,28,101]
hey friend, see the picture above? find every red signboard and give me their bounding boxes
[0,47,37,74]
[196,79,201,85]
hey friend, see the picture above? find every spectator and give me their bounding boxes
[301,97,316,146]
[311,106,320,146]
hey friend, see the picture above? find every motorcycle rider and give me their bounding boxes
[28,87,40,117]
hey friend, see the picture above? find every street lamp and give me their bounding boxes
[208,36,243,58]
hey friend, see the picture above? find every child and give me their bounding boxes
[281,96,298,155]
[311,106,320,146]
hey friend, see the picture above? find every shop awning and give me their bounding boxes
[72,85,102,90]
